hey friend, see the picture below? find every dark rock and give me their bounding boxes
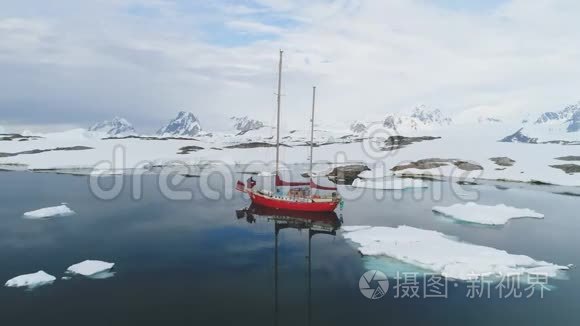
[392,158,482,172]
[490,157,516,167]
[102,135,199,141]
[555,156,580,161]
[224,142,290,149]
[453,161,483,171]
[0,146,93,158]
[499,128,538,143]
[178,145,205,154]
[550,164,580,174]
[326,164,370,184]
[0,134,42,141]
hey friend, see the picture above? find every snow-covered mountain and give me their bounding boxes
[535,102,579,125]
[500,102,580,143]
[350,121,367,134]
[568,111,580,132]
[231,116,264,134]
[382,105,452,132]
[157,111,202,137]
[88,117,136,136]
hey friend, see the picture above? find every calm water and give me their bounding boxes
[0,171,578,325]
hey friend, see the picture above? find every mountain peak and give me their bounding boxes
[567,111,580,132]
[231,116,264,133]
[88,117,136,136]
[157,111,202,137]
[535,102,580,124]
[383,105,452,132]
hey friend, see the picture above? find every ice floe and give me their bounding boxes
[432,202,544,225]
[66,260,115,277]
[352,177,427,190]
[23,203,76,219]
[5,271,56,289]
[342,225,569,280]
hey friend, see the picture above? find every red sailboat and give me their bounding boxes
[236,50,341,212]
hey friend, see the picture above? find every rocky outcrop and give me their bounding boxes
[382,135,441,151]
[490,157,516,167]
[555,156,580,162]
[0,134,42,141]
[0,146,93,158]
[392,158,483,172]
[224,142,290,149]
[550,164,580,174]
[177,145,205,154]
[499,128,538,143]
[327,164,370,184]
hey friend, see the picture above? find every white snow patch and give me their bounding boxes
[352,177,427,190]
[23,204,76,219]
[66,260,115,277]
[5,271,56,289]
[432,202,544,225]
[342,225,569,280]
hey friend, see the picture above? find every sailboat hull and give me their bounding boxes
[249,191,339,212]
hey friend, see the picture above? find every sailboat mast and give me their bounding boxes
[275,50,283,176]
[309,86,316,179]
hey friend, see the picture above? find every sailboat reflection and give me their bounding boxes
[236,205,343,325]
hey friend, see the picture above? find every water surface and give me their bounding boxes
[0,172,578,325]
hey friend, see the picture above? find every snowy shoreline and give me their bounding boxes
[0,122,578,187]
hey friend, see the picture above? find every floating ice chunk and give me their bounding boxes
[352,178,427,190]
[66,260,115,277]
[5,271,56,289]
[342,225,569,281]
[432,202,544,225]
[23,203,76,219]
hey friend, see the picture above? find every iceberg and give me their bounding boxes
[342,225,569,280]
[432,202,544,225]
[5,271,56,289]
[352,177,427,190]
[23,204,76,219]
[66,260,115,277]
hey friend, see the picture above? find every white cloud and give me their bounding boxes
[226,20,283,34]
[0,0,579,132]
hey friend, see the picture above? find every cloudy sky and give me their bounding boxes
[0,0,579,133]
